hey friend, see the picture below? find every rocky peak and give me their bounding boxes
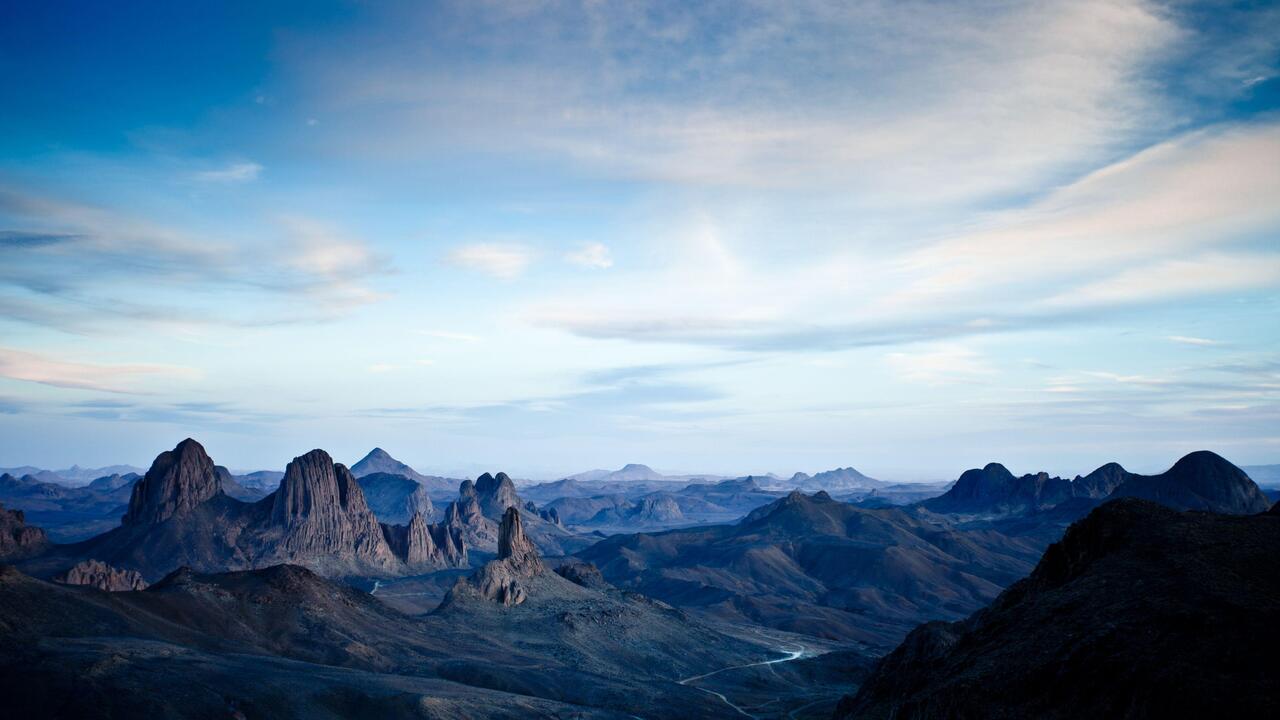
[124,438,222,526]
[475,472,521,517]
[54,559,148,592]
[1073,462,1130,497]
[380,511,468,570]
[272,450,375,525]
[267,449,398,574]
[450,507,544,607]
[497,507,541,570]
[350,447,419,479]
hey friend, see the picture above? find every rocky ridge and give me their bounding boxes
[53,558,147,591]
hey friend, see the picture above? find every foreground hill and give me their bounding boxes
[579,491,1043,646]
[838,499,1280,719]
[0,505,844,718]
[0,563,624,718]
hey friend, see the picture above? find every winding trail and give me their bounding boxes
[678,645,813,718]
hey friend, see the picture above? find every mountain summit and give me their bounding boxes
[123,438,222,525]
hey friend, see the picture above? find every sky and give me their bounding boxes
[1,0,1278,480]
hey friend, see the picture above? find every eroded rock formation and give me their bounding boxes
[123,438,222,525]
[0,502,48,559]
[54,559,147,591]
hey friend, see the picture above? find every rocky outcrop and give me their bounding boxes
[443,478,499,550]
[87,473,139,492]
[266,450,399,573]
[554,560,609,589]
[53,559,147,591]
[924,463,1074,515]
[380,511,467,571]
[474,472,520,517]
[0,502,48,559]
[496,506,541,571]
[123,438,223,525]
[450,507,544,606]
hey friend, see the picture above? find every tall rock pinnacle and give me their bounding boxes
[497,506,541,572]
[268,449,399,572]
[124,438,222,525]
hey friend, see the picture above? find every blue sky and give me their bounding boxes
[1,0,1278,479]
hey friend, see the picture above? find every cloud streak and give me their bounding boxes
[446,243,534,279]
[0,346,196,393]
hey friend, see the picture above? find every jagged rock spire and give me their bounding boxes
[124,438,222,526]
[497,506,541,571]
[267,449,398,572]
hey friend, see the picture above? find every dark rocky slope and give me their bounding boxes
[837,498,1280,719]
[579,491,1043,646]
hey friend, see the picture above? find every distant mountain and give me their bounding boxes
[53,464,146,485]
[233,469,284,490]
[541,476,786,531]
[0,465,147,487]
[349,448,459,496]
[788,466,886,492]
[559,463,725,486]
[13,439,467,580]
[357,472,434,525]
[0,472,137,542]
[837,498,1280,719]
[923,451,1269,517]
[579,490,1044,646]
[86,472,139,492]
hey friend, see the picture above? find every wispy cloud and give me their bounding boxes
[0,188,391,331]
[565,242,613,269]
[1168,336,1221,346]
[531,121,1280,352]
[446,243,534,279]
[0,346,196,393]
[194,161,262,183]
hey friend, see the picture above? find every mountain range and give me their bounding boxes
[922,450,1270,516]
[1,441,1275,718]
